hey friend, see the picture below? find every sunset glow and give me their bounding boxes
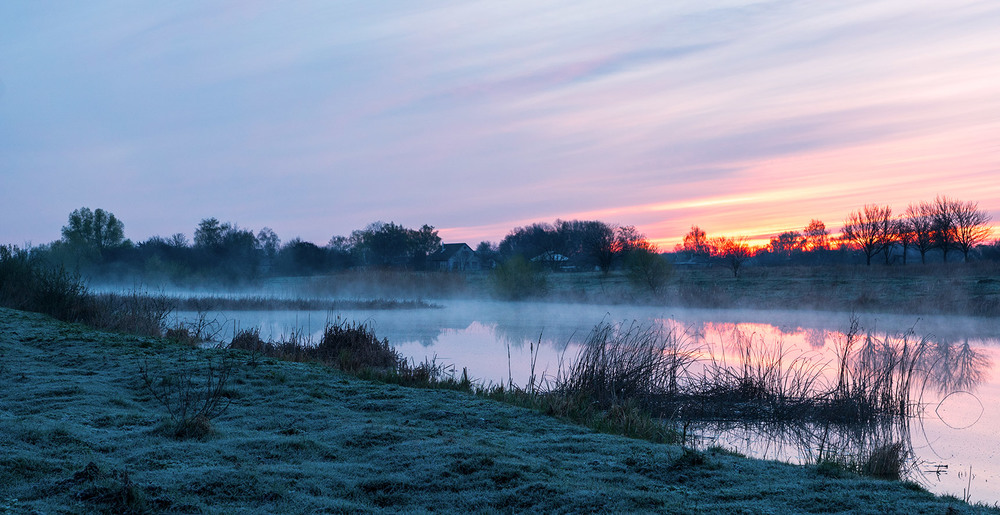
[2,2,998,247]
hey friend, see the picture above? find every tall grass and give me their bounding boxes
[228,319,400,373]
[548,317,929,478]
[0,245,171,337]
[0,245,94,321]
[557,317,929,426]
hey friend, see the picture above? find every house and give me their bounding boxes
[428,243,482,271]
[530,251,572,271]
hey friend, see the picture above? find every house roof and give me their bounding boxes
[428,243,474,261]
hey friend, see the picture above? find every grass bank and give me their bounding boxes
[1,307,994,513]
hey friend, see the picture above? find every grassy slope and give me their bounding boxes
[0,307,993,514]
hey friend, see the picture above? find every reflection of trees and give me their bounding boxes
[923,338,992,394]
[804,328,828,349]
[698,417,917,480]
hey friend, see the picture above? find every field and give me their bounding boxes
[268,261,1000,316]
[1,307,994,513]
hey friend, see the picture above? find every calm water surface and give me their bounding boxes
[173,301,1000,504]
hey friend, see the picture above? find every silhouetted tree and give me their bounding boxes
[194,218,227,249]
[893,217,913,265]
[929,196,958,263]
[768,231,805,259]
[256,227,280,261]
[803,220,829,251]
[678,225,710,258]
[498,222,559,261]
[842,204,892,266]
[61,207,126,260]
[950,199,992,262]
[475,241,499,268]
[905,203,935,264]
[350,221,441,268]
[276,238,326,275]
[710,236,754,277]
[192,218,259,279]
[327,235,355,269]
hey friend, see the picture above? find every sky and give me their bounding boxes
[2,1,999,249]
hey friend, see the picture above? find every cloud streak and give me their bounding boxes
[1,1,998,247]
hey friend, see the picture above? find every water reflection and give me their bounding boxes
[172,302,1000,503]
[926,339,992,394]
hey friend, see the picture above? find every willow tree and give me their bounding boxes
[61,207,125,258]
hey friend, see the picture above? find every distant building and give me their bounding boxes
[530,251,572,271]
[428,243,482,271]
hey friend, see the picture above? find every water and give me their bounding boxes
[172,300,1000,504]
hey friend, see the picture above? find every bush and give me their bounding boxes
[492,256,547,300]
[625,249,672,294]
[228,320,402,374]
[139,353,234,439]
[0,245,172,337]
[0,245,95,322]
[315,320,400,372]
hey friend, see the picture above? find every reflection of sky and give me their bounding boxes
[3,2,999,247]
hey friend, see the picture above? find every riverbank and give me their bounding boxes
[1,307,994,513]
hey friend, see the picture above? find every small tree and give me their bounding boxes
[492,255,547,300]
[625,247,671,294]
[678,226,710,259]
[710,236,754,278]
[950,199,992,262]
[905,204,935,264]
[893,218,913,265]
[929,196,958,263]
[768,231,806,259]
[804,220,829,252]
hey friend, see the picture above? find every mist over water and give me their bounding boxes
[170,298,1000,503]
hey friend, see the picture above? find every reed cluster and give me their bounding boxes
[555,318,929,427]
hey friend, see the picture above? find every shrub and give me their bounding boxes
[625,248,672,294]
[0,245,172,337]
[228,321,402,374]
[139,353,234,439]
[492,256,547,300]
[315,320,399,372]
[0,245,94,322]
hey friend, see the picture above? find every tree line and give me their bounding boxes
[30,210,660,282]
[12,195,998,283]
[676,195,996,276]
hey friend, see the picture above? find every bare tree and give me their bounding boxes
[893,217,913,265]
[950,199,993,261]
[929,196,958,263]
[710,236,754,278]
[768,231,805,258]
[842,204,892,266]
[905,204,935,264]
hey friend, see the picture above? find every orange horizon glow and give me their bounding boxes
[439,127,1000,251]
